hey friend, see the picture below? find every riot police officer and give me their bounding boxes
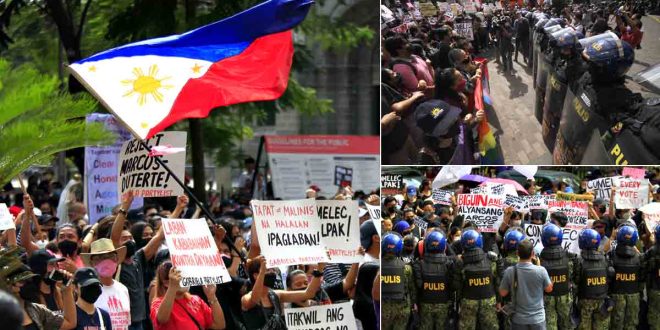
[412,231,453,330]
[575,228,612,330]
[540,223,576,330]
[497,229,525,329]
[382,233,415,330]
[644,224,660,329]
[608,224,644,330]
[453,229,499,330]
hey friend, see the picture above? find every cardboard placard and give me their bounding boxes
[504,194,529,213]
[457,194,504,233]
[614,178,649,209]
[381,174,404,195]
[252,199,330,268]
[432,189,453,205]
[622,167,645,179]
[419,2,438,16]
[547,200,589,230]
[335,166,353,187]
[162,218,231,287]
[285,302,357,330]
[455,21,474,41]
[366,204,381,236]
[0,204,14,230]
[587,177,616,202]
[555,192,594,202]
[438,2,450,12]
[316,200,362,263]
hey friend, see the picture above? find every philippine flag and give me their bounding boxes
[68,0,312,139]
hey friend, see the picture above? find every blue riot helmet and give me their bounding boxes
[549,27,579,48]
[544,18,565,29]
[425,231,447,254]
[541,223,564,246]
[581,32,634,82]
[578,228,601,250]
[616,224,639,246]
[461,229,483,250]
[382,233,403,256]
[503,230,525,251]
[535,18,550,32]
[393,220,411,235]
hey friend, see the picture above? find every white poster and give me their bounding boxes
[0,204,14,230]
[252,199,330,268]
[162,218,231,286]
[432,188,453,205]
[639,203,660,233]
[587,176,617,202]
[524,223,581,254]
[455,21,474,40]
[480,182,517,196]
[285,302,357,330]
[527,195,550,210]
[504,194,529,213]
[316,200,362,263]
[366,204,381,236]
[614,178,649,209]
[547,200,589,230]
[118,131,186,199]
[457,194,504,233]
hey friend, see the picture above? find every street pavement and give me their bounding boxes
[482,15,660,164]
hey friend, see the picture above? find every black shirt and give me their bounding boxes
[119,249,146,323]
[75,305,113,330]
[430,42,453,70]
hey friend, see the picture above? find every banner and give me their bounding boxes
[316,200,361,263]
[504,194,529,213]
[285,302,357,330]
[555,192,594,202]
[366,204,381,236]
[438,2,450,12]
[455,20,474,40]
[118,131,186,199]
[463,1,477,13]
[432,189,453,205]
[457,194,504,233]
[547,200,588,230]
[622,167,645,179]
[85,114,142,224]
[419,2,438,16]
[587,176,616,201]
[162,218,231,286]
[474,58,503,164]
[480,182,517,196]
[470,186,487,195]
[265,136,379,200]
[252,199,330,268]
[0,204,14,230]
[381,174,404,195]
[523,223,581,254]
[614,178,649,209]
[527,195,550,210]
[639,203,660,233]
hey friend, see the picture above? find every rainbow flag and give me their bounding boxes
[473,58,503,164]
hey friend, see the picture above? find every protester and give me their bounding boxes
[73,267,113,330]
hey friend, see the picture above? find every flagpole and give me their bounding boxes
[138,140,247,264]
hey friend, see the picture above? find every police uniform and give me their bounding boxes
[412,253,453,330]
[645,244,660,330]
[575,248,611,330]
[608,245,643,330]
[540,245,576,330]
[453,248,499,330]
[382,255,415,330]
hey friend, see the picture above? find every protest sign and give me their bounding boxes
[587,176,616,201]
[316,200,361,263]
[523,223,581,254]
[432,188,453,205]
[555,192,594,202]
[162,218,231,287]
[335,166,353,187]
[0,204,14,230]
[455,20,474,40]
[366,204,381,236]
[391,24,409,34]
[470,186,487,194]
[495,2,502,9]
[285,302,357,330]
[118,131,186,199]
[450,3,459,16]
[381,174,404,195]
[414,217,428,231]
[438,2,450,12]
[85,114,143,224]
[504,194,529,213]
[412,2,422,20]
[622,167,645,179]
[463,1,477,13]
[639,203,660,233]
[614,178,649,209]
[457,194,504,233]
[419,2,438,16]
[527,195,550,210]
[381,5,396,24]
[480,182,517,196]
[547,200,589,230]
[252,199,330,268]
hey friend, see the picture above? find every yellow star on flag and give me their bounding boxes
[192,63,202,74]
[88,65,96,72]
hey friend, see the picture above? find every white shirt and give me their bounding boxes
[95,280,131,330]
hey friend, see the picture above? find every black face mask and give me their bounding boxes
[598,205,607,214]
[42,276,56,286]
[222,256,232,268]
[19,279,40,302]
[124,240,137,259]
[388,206,396,213]
[80,284,103,304]
[263,273,277,288]
[48,228,57,241]
[57,240,78,257]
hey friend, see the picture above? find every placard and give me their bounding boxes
[450,3,460,16]
[470,186,487,194]
[480,182,517,196]
[0,204,14,230]
[162,218,231,287]
[639,203,660,233]
[457,194,504,233]
[381,174,404,195]
[463,1,477,13]
[527,195,550,210]
[335,166,353,187]
[587,177,616,201]
[523,223,581,254]
[438,2,450,12]
[455,21,474,40]
[419,2,438,16]
[547,200,589,230]
[504,194,529,213]
[316,200,362,263]
[366,204,381,236]
[555,192,594,202]
[252,199,330,268]
[614,178,649,209]
[432,189,453,205]
[118,131,186,199]
[414,216,428,231]
[622,167,645,179]
[285,302,357,330]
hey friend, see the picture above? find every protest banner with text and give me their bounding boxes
[556,192,594,202]
[527,195,550,210]
[639,203,660,233]
[504,194,529,213]
[252,199,330,268]
[366,204,381,236]
[432,188,453,205]
[0,204,14,230]
[316,200,361,263]
[381,174,404,196]
[622,167,645,179]
[458,194,504,233]
[285,302,357,330]
[614,178,649,209]
[162,218,231,287]
[419,2,438,16]
[523,223,581,254]
[455,20,474,41]
[587,177,617,201]
[118,131,186,199]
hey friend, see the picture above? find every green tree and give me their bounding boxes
[0,59,114,185]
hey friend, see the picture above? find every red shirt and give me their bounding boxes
[620,27,642,48]
[150,295,213,330]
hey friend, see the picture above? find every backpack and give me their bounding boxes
[390,58,418,76]
[260,289,287,330]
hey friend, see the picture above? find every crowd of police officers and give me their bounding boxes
[381,216,660,330]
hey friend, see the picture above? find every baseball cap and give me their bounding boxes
[360,220,378,250]
[406,186,417,195]
[73,267,101,287]
[38,214,59,226]
[28,249,65,275]
[415,100,462,138]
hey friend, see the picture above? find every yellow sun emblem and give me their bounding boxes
[122,65,173,106]
[431,107,444,119]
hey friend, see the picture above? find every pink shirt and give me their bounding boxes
[392,55,433,94]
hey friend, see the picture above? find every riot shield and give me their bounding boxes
[542,69,568,150]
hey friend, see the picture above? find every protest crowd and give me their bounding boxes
[381,166,660,330]
[0,164,382,330]
[381,0,659,165]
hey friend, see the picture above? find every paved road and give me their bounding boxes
[484,15,660,164]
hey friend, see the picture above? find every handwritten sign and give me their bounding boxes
[285,302,357,330]
[414,217,428,231]
[0,204,14,230]
[458,194,504,233]
[366,204,381,236]
[463,1,477,13]
[118,131,186,199]
[316,200,361,263]
[547,200,589,230]
[438,2,450,12]
[524,223,581,254]
[455,21,474,40]
[419,2,438,16]
[504,194,529,213]
[381,174,403,195]
[252,199,330,268]
[622,167,645,179]
[162,218,231,287]
[587,177,616,201]
[335,166,353,187]
[527,195,550,210]
[432,189,453,205]
[555,192,594,202]
[639,203,660,233]
[614,178,649,209]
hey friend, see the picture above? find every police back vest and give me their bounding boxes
[461,249,495,300]
[540,246,570,296]
[382,257,406,302]
[610,246,641,294]
[578,250,609,299]
[419,254,450,304]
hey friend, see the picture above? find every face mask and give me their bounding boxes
[94,259,118,278]
[48,228,57,241]
[511,220,522,227]
[221,255,232,268]
[124,240,137,259]
[19,279,40,302]
[263,273,277,288]
[455,79,467,92]
[394,74,403,87]
[453,236,461,241]
[80,284,103,303]
[598,205,607,214]
[388,206,396,213]
[36,240,48,249]
[57,240,79,257]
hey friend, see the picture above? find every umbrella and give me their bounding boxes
[459,174,488,183]
[481,177,529,195]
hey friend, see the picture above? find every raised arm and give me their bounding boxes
[342,247,364,294]
[278,263,324,303]
[59,283,77,330]
[20,195,39,255]
[111,192,134,249]
[203,284,226,330]
[241,255,267,311]
[170,194,189,218]
[156,267,181,324]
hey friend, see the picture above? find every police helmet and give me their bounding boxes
[461,229,483,250]
[382,233,403,256]
[582,32,634,80]
[541,223,564,247]
[549,28,579,49]
[393,220,411,235]
[578,228,601,250]
[655,224,660,243]
[425,231,447,254]
[544,18,565,29]
[503,230,525,251]
[535,18,549,32]
[616,224,639,246]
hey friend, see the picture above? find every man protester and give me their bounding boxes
[514,11,530,64]
[73,267,113,329]
[574,229,612,330]
[608,225,644,330]
[381,233,415,330]
[499,239,553,330]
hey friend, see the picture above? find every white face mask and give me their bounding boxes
[178,286,190,293]
[36,240,49,249]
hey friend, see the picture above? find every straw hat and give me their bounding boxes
[81,238,126,266]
